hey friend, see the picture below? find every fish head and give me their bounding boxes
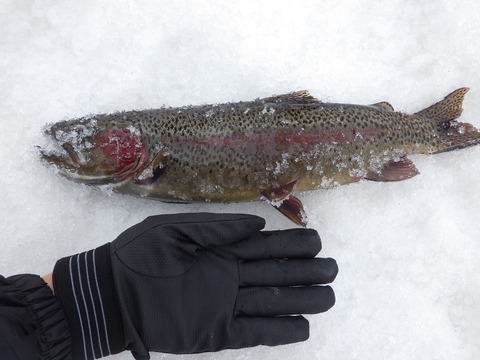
[40,116,149,184]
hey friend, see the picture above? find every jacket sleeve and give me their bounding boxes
[0,274,72,360]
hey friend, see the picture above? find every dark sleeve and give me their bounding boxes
[0,274,72,360]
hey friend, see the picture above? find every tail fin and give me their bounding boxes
[415,87,469,122]
[433,121,480,153]
[416,88,480,153]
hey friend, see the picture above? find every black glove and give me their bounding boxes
[53,213,338,360]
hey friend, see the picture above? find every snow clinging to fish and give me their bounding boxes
[39,88,480,226]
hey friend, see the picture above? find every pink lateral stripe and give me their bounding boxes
[163,127,381,148]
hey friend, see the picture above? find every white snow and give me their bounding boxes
[1,1,480,359]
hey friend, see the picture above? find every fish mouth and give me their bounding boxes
[39,123,149,185]
[39,130,113,184]
[40,125,79,166]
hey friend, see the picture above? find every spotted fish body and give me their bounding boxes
[41,88,480,225]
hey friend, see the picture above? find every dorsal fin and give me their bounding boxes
[370,101,394,112]
[261,90,319,104]
[415,87,469,122]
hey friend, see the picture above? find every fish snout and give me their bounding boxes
[40,121,96,168]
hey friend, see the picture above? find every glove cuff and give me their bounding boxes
[53,243,125,359]
[5,274,72,359]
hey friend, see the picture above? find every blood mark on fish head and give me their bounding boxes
[93,129,148,173]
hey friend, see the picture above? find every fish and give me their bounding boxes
[39,88,480,226]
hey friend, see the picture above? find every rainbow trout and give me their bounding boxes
[40,88,480,226]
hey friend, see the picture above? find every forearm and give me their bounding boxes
[42,272,54,293]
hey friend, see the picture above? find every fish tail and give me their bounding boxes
[415,88,480,153]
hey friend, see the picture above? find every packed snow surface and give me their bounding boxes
[1,1,480,359]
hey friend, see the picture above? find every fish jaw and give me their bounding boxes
[40,120,149,184]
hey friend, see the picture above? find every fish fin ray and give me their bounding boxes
[415,87,469,122]
[261,90,320,104]
[365,157,419,182]
[133,149,169,184]
[261,180,297,201]
[261,181,307,227]
[268,196,308,227]
[430,121,480,153]
[370,101,394,112]
[414,87,480,153]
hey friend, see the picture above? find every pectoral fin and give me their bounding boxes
[261,181,296,201]
[261,181,308,227]
[134,149,169,184]
[365,157,419,182]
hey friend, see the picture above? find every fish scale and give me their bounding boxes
[40,88,480,226]
[129,102,430,195]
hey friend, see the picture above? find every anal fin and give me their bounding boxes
[261,181,308,227]
[365,157,419,182]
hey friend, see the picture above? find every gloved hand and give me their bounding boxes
[53,213,338,360]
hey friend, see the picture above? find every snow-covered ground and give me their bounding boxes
[1,1,479,359]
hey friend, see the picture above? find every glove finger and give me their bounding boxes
[231,228,322,259]
[239,258,338,286]
[229,316,309,348]
[235,286,335,317]
[183,213,266,247]
[114,213,266,249]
